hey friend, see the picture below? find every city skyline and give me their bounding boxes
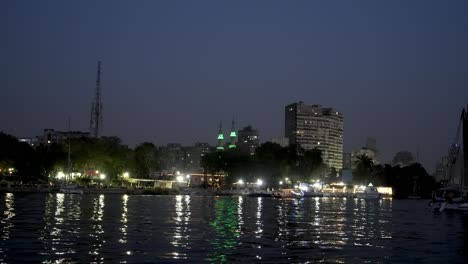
[3,1,468,171]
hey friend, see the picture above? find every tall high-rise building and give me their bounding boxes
[285,102,344,170]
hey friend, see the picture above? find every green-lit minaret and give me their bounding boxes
[216,121,225,151]
[229,119,237,149]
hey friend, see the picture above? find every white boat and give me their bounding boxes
[60,185,84,194]
[272,188,303,198]
[356,186,381,199]
[430,106,468,212]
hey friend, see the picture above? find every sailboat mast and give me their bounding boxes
[67,117,72,183]
[463,105,467,187]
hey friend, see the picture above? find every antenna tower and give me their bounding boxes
[90,61,103,138]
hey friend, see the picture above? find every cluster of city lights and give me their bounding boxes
[236,178,264,186]
[54,170,106,180]
[176,174,190,183]
[0,168,16,175]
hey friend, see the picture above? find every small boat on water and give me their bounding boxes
[356,186,381,199]
[60,185,84,194]
[272,188,304,198]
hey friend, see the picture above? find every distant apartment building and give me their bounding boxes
[185,142,211,172]
[392,151,415,167]
[350,137,379,169]
[433,156,449,182]
[342,152,352,169]
[285,102,343,170]
[271,137,289,148]
[37,128,90,144]
[237,126,259,155]
[158,143,211,174]
[18,137,38,146]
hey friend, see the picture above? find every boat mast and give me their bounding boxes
[67,117,72,183]
[463,105,467,187]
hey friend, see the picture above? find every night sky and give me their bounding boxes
[3,0,468,172]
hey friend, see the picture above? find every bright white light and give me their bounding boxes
[95,170,99,174]
[176,171,180,175]
[176,175,184,182]
[186,174,190,179]
[279,181,283,185]
[238,179,244,185]
[257,179,263,186]
[313,182,321,189]
[299,183,309,191]
[57,171,65,179]
[368,183,374,187]
[100,173,106,180]
[285,177,289,181]
[47,140,51,144]
[123,172,130,178]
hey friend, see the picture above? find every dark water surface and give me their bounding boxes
[0,193,467,263]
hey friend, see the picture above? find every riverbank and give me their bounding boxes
[0,183,231,196]
[0,185,395,198]
[0,184,181,195]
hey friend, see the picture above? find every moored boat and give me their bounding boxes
[356,186,381,199]
[60,185,84,194]
[272,188,303,198]
[430,106,468,212]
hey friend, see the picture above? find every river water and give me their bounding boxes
[0,193,467,263]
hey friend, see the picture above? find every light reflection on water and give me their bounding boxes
[0,194,466,263]
[119,194,128,244]
[1,193,15,240]
[171,195,191,259]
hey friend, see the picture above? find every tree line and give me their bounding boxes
[0,132,437,197]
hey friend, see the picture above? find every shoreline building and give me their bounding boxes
[285,102,344,171]
[37,129,90,145]
[238,125,259,155]
[350,137,379,169]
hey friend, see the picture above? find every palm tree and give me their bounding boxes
[353,154,374,184]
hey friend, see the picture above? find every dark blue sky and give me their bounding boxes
[2,0,468,172]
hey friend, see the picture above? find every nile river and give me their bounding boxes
[0,193,467,263]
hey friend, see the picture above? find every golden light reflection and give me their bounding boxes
[50,193,65,239]
[1,193,15,240]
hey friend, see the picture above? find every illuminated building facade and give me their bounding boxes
[216,122,224,151]
[229,120,237,149]
[285,102,343,171]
